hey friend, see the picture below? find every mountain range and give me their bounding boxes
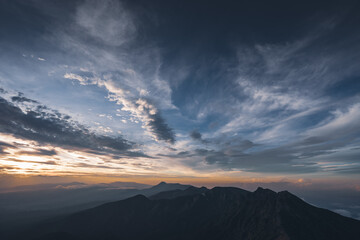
[11,183,360,240]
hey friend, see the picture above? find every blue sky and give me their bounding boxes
[0,0,359,187]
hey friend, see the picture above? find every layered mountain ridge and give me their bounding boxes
[18,183,360,240]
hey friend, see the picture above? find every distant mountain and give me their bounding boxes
[0,181,189,238]
[0,181,152,193]
[18,186,360,240]
[149,186,208,200]
[0,182,88,193]
[147,181,192,192]
[96,181,151,189]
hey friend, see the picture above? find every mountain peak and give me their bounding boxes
[130,194,148,200]
[255,187,275,193]
[151,182,192,190]
[149,185,208,200]
[254,187,277,198]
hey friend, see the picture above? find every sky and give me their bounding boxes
[0,0,360,190]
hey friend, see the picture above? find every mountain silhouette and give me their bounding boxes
[0,181,193,238]
[147,181,192,192]
[18,185,360,240]
[149,186,208,200]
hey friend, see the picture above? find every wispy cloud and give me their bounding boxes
[304,103,360,141]
[64,73,175,143]
[75,0,136,46]
[0,93,146,157]
[57,0,176,144]
[181,103,360,174]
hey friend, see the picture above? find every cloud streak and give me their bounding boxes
[180,104,360,174]
[64,73,175,143]
[0,93,146,157]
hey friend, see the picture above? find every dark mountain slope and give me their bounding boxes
[20,187,360,240]
[277,190,360,240]
[0,181,191,239]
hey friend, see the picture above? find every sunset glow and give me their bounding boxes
[0,0,359,194]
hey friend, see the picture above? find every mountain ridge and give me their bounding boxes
[16,185,360,240]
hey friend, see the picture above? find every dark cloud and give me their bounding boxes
[189,130,210,144]
[132,98,175,144]
[180,134,320,173]
[193,146,319,173]
[42,160,58,165]
[330,166,360,175]
[11,93,39,104]
[0,141,16,155]
[190,130,202,141]
[189,133,360,174]
[0,165,21,172]
[166,147,177,151]
[0,94,146,157]
[0,141,15,148]
[177,151,190,156]
[157,150,194,159]
[108,96,175,144]
[183,124,360,173]
[4,158,58,165]
[147,111,175,144]
[163,125,360,174]
[18,149,57,156]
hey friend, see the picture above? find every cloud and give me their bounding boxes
[0,165,21,173]
[4,158,58,165]
[63,73,89,85]
[74,162,123,170]
[184,104,360,174]
[191,146,320,173]
[330,166,360,175]
[75,0,136,46]
[64,73,176,143]
[131,97,175,143]
[56,0,176,144]
[190,130,215,145]
[305,103,360,142]
[11,92,39,104]
[147,111,175,144]
[0,93,146,157]
[17,149,57,156]
[1,0,359,179]
[190,130,202,141]
[213,20,360,140]
[4,0,174,147]
[0,141,16,155]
